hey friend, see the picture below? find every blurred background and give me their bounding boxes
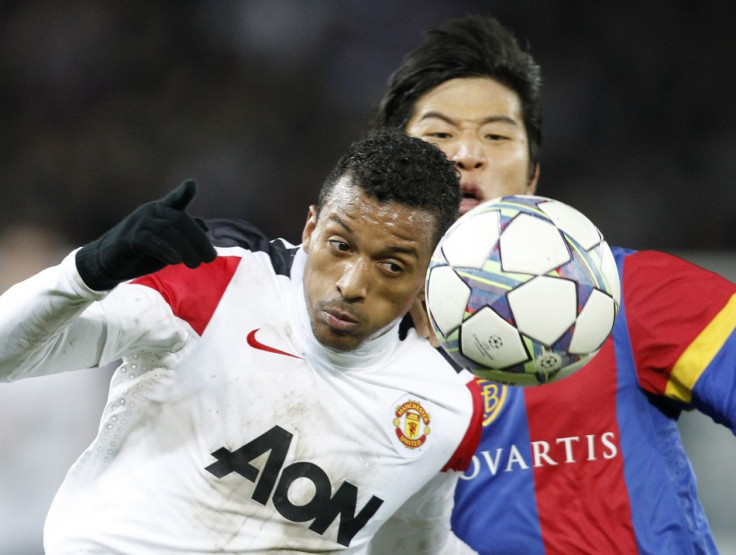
[1,1,735,553]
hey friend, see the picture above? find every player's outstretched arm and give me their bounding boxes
[75,180,216,291]
[0,181,213,381]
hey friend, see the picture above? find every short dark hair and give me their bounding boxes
[374,15,542,179]
[318,128,460,247]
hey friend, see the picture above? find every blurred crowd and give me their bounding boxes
[2,1,736,249]
[1,1,735,553]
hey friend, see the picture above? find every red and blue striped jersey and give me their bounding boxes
[452,247,736,554]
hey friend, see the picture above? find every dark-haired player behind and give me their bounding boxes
[375,14,736,554]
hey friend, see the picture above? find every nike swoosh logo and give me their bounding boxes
[247,328,301,359]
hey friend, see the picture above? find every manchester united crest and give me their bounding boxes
[390,397,431,456]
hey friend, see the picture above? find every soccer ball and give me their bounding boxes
[425,195,621,386]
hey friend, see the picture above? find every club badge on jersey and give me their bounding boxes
[389,394,433,458]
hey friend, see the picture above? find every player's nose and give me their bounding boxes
[336,261,368,301]
[450,137,485,171]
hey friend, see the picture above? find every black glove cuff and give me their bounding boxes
[75,243,120,291]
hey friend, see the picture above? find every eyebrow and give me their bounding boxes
[330,214,420,259]
[331,214,352,234]
[419,111,519,127]
[385,244,419,258]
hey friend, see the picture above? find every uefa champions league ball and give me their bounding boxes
[425,195,621,386]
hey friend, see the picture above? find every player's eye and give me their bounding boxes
[426,131,452,139]
[328,239,351,253]
[379,260,405,275]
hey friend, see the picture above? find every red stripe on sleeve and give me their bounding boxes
[443,376,484,472]
[623,250,736,395]
[131,256,241,336]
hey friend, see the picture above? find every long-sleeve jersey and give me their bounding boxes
[451,247,736,554]
[0,220,482,554]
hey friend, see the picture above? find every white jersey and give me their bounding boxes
[0,220,482,554]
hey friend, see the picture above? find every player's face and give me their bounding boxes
[301,177,435,351]
[405,77,538,216]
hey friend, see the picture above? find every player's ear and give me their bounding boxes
[526,163,540,194]
[416,284,426,301]
[302,205,318,251]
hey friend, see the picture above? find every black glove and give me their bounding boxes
[76,180,217,291]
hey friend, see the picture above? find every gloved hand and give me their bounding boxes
[75,180,217,291]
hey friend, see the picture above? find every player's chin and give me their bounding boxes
[313,324,363,352]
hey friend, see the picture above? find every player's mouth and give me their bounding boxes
[459,182,483,216]
[321,306,361,332]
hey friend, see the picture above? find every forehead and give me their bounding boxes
[413,77,524,123]
[320,176,437,255]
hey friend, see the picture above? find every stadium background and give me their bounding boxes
[1,2,735,553]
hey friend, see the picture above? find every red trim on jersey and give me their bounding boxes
[443,377,483,472]
[623,250,736,395]
[524,341,637,553]
[131,256,241,336]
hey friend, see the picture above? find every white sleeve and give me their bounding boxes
[367,471,478,554]
[0,250,110,381]
[0,250,189,382]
